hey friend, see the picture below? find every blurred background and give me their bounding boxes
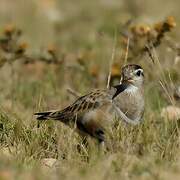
[0,0,179,179]
[0,0,178,109]
[0,0,180,48]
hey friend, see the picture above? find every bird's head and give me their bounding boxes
[121,64,144,87]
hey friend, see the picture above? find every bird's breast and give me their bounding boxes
[114,87,144,121]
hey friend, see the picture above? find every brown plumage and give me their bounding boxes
[114,64,145,123]
[35,89,117,142]
[35,64,145,143]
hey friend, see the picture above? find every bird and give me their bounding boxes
[35,64,145,144]
[112,64,145,125]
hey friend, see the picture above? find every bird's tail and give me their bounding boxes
[34,111,53,120]
[34,106,72,124]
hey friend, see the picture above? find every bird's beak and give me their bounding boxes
[127,78,133,83]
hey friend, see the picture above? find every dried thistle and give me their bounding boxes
[152,16,176,48]
[0,25,27,66]
[130,24,151,37]
[111,63,121,77]
[89,65,99,78]
[47,44,56,55]
[121,16,176,62]
[46,44,59,63]
[108,62,121,86]
[3,24,16,38]
[15,42,28,55]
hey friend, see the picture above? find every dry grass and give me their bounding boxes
[0,0,180,179]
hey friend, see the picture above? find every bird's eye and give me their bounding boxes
[135,69,143,76]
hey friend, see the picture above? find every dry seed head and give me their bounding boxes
[47,44,56,54]
[138,25,151,36]
[18,42,28,50]
[111,63,121,77]
[131,24,151,36]
[166,16,176,29]
[89,65,99,77]
[3,24,16,36]
[154,22,164,33]
[16,42,28,54]
[154,16,176,33]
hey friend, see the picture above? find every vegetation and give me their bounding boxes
[0,0,179,179]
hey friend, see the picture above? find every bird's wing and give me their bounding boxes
[35,86,130,142]
[35,89,112,121]
[66,83,130,114]
[35,84,129,121]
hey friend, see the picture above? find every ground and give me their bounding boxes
[0,0,180,179]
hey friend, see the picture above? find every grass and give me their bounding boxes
[0,0,180,179]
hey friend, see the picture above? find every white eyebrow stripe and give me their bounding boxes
[134,69,143,73]
[135,69,143,72]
